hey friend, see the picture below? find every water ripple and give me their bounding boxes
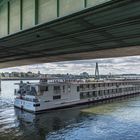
[0,81,140,140]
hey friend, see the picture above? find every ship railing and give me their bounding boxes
[79,85,135,92]
[17,96,39,102]
[45,79,87,84]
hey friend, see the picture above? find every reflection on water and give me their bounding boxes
[14,107,86,140]
[0,80,140,140]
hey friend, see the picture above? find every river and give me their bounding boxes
[0,80,140,140]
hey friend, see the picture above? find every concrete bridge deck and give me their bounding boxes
[0,0,140,68]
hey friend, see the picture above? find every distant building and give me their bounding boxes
[80,72,89,78]
[4,72,10,77]
[11,72,21,77]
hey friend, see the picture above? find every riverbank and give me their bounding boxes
[1,78,39,81]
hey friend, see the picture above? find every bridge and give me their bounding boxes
[0,0,140,68]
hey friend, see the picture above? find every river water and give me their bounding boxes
[0,80,140,140]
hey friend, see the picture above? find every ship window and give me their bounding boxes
[33,103,40,107]
[54,86,60,90]
[93,91,96,97]
[63,86,65,90]
[77,86,80,92]
[46,86,48,91]
[87,92,90,97]
[40,86,48,92]
[98,91,101,96]
[63,86,65,92]
[92,84,95,88]
[80,93,84,99]
[104,83,107,87]
[53,95,61,100]
[33,99,38,102]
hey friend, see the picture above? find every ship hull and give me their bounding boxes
[14,92,140,114]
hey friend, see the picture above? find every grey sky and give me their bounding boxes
[0,56,140,75]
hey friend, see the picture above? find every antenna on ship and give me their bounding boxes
[95,62,100,80]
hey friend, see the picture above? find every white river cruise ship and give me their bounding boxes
[14,78,140,113]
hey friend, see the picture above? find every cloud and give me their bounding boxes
[0,56,140,75]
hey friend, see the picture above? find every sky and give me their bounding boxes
[0,55,140,75]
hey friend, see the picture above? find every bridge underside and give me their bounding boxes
[0,0,140,68]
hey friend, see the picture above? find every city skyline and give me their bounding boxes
[0,55,139,75]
